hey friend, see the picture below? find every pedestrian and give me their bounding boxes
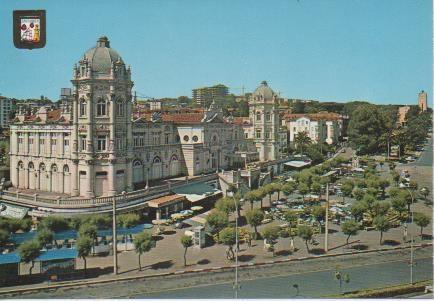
[247,233,252,248]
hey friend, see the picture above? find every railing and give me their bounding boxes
[0,173,219,208]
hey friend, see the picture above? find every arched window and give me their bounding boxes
[28,162,34,170]
[63,165,69,173]
[39,163,46,172]
[170,155,178,162]
[153,156,161,163]
[97,98,106,116]
[79,100,87,116]
[18,161,24,169]
[133,160,142,166]
[51,164,58,172]
[116,101,124,116]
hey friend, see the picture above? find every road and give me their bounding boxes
[138,257,432,299]
[10,247,431,299]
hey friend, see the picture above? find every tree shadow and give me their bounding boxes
[197,259,211,265]
[148,260,174,270]
[383,239,401,246]
[309,248,326,255]
[238,254,255,262]
[328,229,339,234]
[163,230,177,235]
[152,235,164,242]
[237,216,248,227]
[275,249,292,256]
[350,244,369,251]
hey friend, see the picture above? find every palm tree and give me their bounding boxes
[294,131,312,156]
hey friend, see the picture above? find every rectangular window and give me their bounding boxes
[96,171,108,177]
[265,132,270,139]
[245,133,248,139]
[97,136,107,151]
[266,113,271,121]
[165,133,170,144]
[256,129,261,139]
[80,135,87,151]
[153,133,160,145]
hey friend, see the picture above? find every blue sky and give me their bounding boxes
[0,0,431,105]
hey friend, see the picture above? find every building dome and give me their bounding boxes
[82,36,124,75]
[252,80,275,101]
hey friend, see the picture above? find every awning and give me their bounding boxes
[0,253,20,265]
[36,249,77,262]
[284,160,311,168]
[148,194,186,208]
[172,182,221,203]
[0,202,29,219]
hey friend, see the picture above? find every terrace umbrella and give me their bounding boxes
[171,213,185,220]
[191,206,203,212]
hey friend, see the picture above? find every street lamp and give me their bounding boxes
[405,187,415,285]
[227,190,239,299]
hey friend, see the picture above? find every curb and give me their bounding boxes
[0,242,431,296]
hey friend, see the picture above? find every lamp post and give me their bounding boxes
[227,190,239,299]
[405,187,414,285]
[112,197,118,275]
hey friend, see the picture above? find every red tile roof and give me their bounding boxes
[233,117,251,125]
[284,111,341,121]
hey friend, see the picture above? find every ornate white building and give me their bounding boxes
[9,37,260,198]
[283,112,343,145]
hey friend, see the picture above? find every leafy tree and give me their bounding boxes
[79,223,98,251]
[245,190,263,210]
[352,188,365,202]
[391,171,400,186]
[0,229,10,249]
[215,197,236,215]
[133,232,154,271]
[341,182,354,202]
[117,213,141,229]
[312,206,326,223]
[19,240,41,275]
[76,235,92,276]
[273,182,284,201]
[414,213,430,237]
[371,201,391,218]
[283,210,298,237]
[282,182,296,196]
[311,181,322,198]
[408,180,418,192]
[391,197,407,222]
[350,201,368,222]
[261,225,280,256]
[378,179,390,198]
[294,131,312,155]
[373,216,391,245]
[180,235,193,266]
[361,194,376,214]
[206,210,229,236]
[36,229,54,248]
[38,216,70,232]
[341,220,359,246]
[218,227,236,260]
[297,225,313,252]
[298,182,309,202]
[348,104,391,155]
[419,187,430,202]
[245,209,264,239]
[388,187,401,199]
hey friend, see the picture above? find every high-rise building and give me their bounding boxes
[418,90,428,112]
[0,96,13,128]
[192,84,229,107]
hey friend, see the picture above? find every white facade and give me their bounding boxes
[9,37,257,198]
[285,112,342,145]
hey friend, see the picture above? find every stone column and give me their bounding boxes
[156,208,161,220]
[125,160,133,192]
[71,161,79,196]
[107,160,117,196]
[86,162,95,198]
[60,133,65,156]
[48,133,52,157]
[35,133,40,156]
[23,167,28,189]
